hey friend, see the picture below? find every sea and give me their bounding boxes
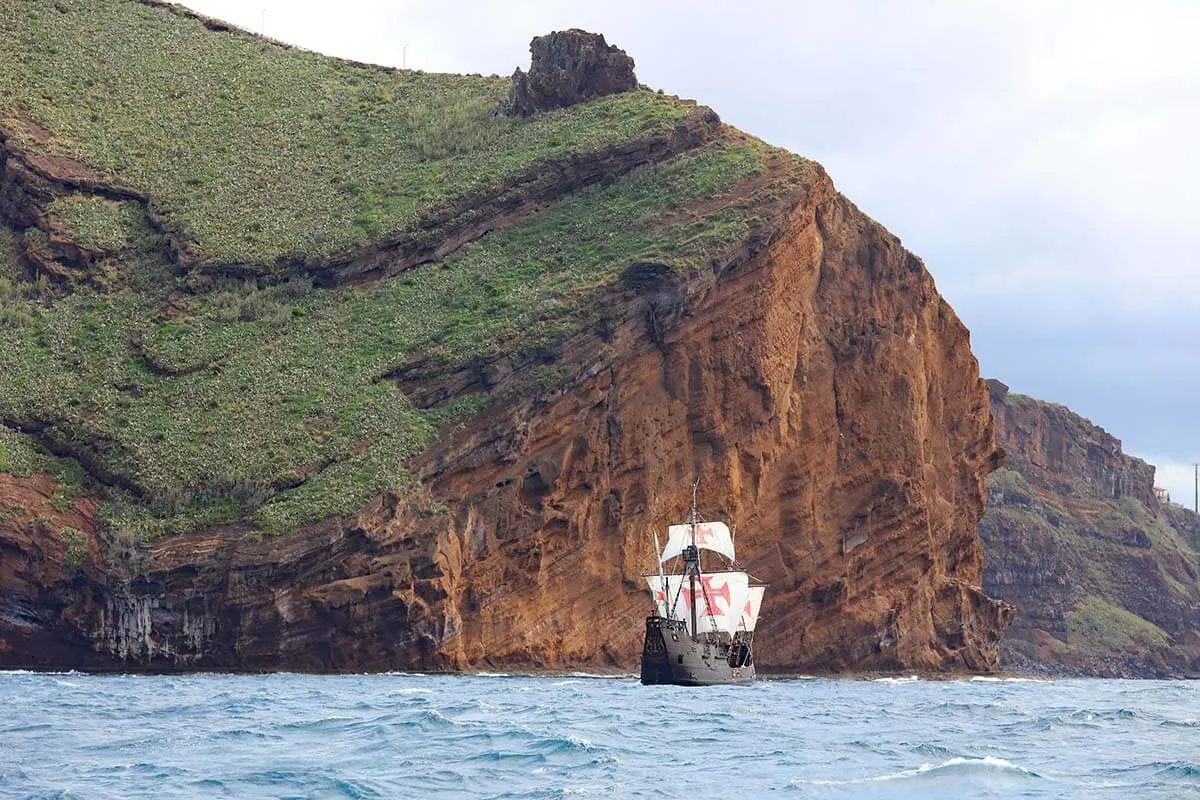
[1,672,1197,799]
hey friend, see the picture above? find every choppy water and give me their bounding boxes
[1,672,1198,799]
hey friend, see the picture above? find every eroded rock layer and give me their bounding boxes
[1,163,1012,673]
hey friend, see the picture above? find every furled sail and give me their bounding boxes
[646,571,749,636]
[658,521,736,563]
[739,585,765,632]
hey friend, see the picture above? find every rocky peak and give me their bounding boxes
[498,30,638,117]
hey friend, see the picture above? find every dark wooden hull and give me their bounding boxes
[639,615,755,686]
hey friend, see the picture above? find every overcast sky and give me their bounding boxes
[186,0,1200,503]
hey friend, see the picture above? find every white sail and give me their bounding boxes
[646,571,748,636]
[659,521,736,564]
[645,575,674,619]
[739,585,765,632]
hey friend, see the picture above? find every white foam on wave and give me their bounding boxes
[391,687,433,694]
[568,672,633,679]
[969,676,1049,683]
[423,708,455,725]
[873,675,920,683]
[791,756,1040,786]
[474,671,511,678]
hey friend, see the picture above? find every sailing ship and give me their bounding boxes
[639,494,765,686]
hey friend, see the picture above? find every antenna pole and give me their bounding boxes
[1194,463,1197,514]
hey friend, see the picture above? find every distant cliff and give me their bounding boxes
[980,379,1200,677]
[0,0,1010,672]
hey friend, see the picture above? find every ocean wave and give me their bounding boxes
[568,672,633,679]
[1,673,1189,798]
[462,733,600,764]
[1103,760,1200,780]
[926,700,1007,713]
[2,722,54,733]
[1158,761,1200,778]
[790,756,1041,786]
[212,728,282,742]
[873,675,920,683]
[908,742,963,759]
[1160,718,1200,728]
[1068,707,1138,722]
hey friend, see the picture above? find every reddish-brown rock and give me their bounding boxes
[0,162,1012,673]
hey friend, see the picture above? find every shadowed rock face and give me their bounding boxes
[499,30,638,117]
[0,161,1013,674]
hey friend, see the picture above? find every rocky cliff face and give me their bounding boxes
[0,4,1010,673]
[1,168,1011,673]
[980,380,1200,677]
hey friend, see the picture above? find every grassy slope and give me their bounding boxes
[0,0,811,540]
[985,458,1200,662]
[0,0,695,266]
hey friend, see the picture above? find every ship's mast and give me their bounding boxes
[687,480,700,640]
[652,529,666,616]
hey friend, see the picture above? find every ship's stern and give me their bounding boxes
[640,616,676,685]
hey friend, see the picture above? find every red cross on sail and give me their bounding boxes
[657,521,736,563]
[644,572,749,636]
[739,585,765,632]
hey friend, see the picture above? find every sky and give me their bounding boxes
[185,1,1200,503]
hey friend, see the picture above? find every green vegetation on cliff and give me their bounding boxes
[981,384,1200,676]
[1,140,780,537]
[1066,596,1170,654]
[0,0,812,540]
[0,0,697,267]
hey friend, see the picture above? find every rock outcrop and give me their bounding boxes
[499,30,638,117]
[980,380,1200,677]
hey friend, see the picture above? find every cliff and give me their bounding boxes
[0,0,1010,672]
[980,380,1200,677]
